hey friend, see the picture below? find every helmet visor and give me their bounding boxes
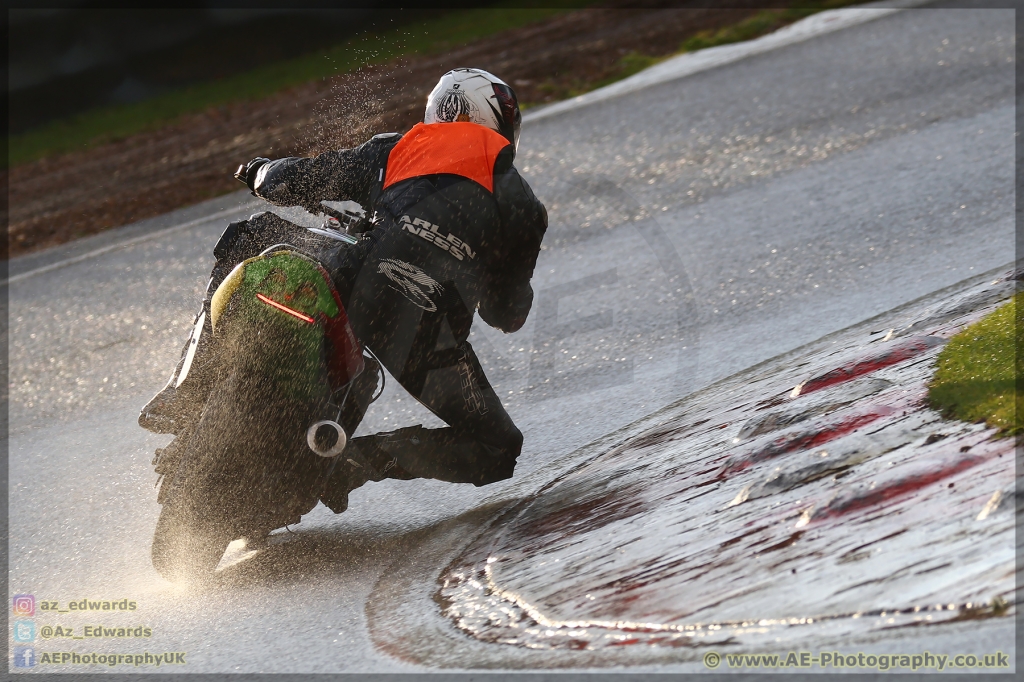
[489,83,521,151]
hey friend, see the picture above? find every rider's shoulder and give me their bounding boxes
[361,132,402,157]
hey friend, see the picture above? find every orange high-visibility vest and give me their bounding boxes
[383,122,510,193]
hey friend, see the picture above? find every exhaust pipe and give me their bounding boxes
[306,420,347,457]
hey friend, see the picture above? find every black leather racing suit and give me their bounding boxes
[251,122,547,496]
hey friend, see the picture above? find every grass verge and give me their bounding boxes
[680,3,847,53]
[8,5,584,169]
[532,0,866,104]
[928,293,1022,436]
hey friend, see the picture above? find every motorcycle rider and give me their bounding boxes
[142,68,547,511]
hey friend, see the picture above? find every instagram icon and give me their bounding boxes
[12,594,35,617]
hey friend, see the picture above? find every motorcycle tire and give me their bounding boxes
[151,491,233,584]
[151,367,329,583]
[149,369,253,584]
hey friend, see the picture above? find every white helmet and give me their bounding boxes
[424,68,522,153]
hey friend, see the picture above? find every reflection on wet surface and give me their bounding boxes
[791,336,945,397]
[438,270,1017,654]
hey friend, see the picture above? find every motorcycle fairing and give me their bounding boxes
[210,250,364,391]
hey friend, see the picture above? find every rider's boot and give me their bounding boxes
[319,434,416,513]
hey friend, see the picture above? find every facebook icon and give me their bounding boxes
[14,647,36,668]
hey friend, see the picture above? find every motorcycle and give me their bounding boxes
[148,204,382,583]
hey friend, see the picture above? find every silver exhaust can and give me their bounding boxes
[306,420,347,458]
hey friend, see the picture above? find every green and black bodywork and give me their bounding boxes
[152,238,370,583]
[210,249,364,399]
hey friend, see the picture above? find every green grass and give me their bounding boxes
[680,1,859,53]
[928,293,1022,436]
[532,0,867,105]
[8,5,585,169]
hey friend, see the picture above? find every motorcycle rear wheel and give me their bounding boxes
[150,380,241,583]
[151,366,329,584]
[151,494,233,584]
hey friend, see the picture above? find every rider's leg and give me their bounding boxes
[318,336,522,511]
[319,245,523,507]
[346,340,523,486]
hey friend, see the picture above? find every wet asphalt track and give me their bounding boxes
[6,4,1015,675]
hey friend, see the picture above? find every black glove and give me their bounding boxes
[234,157,270,192]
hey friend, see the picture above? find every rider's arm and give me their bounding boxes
[250,134,400,211]
[479,160,548,333]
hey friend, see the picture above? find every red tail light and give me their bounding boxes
[256,293,315,323]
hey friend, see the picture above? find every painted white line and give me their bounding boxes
[523,1,932,124]
[3,204,253,286]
